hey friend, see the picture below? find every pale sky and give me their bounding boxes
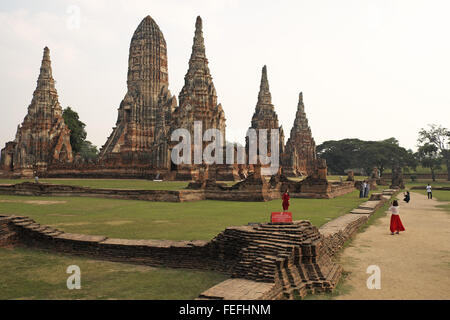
[1,0,449,152]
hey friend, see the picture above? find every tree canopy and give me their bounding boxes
[62,107,98,160]
[417,124,450,180]
[317,138,415,176]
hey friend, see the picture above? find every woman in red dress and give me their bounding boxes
[389,200,405,235]
[282,190,290,211]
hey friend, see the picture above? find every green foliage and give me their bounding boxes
[0,247,227,300]
[62,107,98,161]
[317,138,416,175]
[416,143,443,181]
[62,107,86,154]
[79,141,99,161]
[417,124,450,180]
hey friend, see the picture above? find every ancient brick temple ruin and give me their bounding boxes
[99,15,177,165]
[168,16,236,181]
[1,14,332,187]
[0,47,73,177]
[246,66,285,174]
[282,92,317,177]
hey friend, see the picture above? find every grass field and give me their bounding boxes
[0,178,192,190]
[0,247,227,300]
[0,190,366,241]
[0,178,394,300]
[384,165,448,174]
[0,180,367,300]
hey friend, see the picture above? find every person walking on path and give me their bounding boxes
[426,184,432,199]
[389,200,405,235]
[282,190,290,211]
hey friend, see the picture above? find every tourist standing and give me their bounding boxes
[389,200,405,235]
[364,181,370,198]
[426,184,432,199]
[359,182,365,198]
[282,190,290,211]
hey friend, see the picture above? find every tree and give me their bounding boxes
[317,138,416,176]
[418,124,450,181]
[62,107,98,161]
[62,107,87,154]
[317,139,365,174]
[79,141,99,162]
[366,138,416,177]
[416,144,442,181]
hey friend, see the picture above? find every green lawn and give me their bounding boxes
[0,247,227,300]
[384,165,448,174]
[0,178,193,191]
[0,190,365,241]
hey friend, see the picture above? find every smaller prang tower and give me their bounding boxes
[282,92,317,177]
[0,47,73,177]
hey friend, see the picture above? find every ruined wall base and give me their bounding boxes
[0,182,205,202]
[0,188,394,300]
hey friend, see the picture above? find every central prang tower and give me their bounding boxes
[100,15,176,162]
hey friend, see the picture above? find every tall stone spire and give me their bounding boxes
[174,15,225,136]
[100,15,176,160]
[291,92,311,133]
[28,47,60,118]
[170,15,228,180]
[282,92,317,177]
[297,92,304,113]
[251,66,279,129]
[191,16,206,61]
[1,47,73,175]
[36,47,56,92]
[247,65,284,169]
[257,65,272,108]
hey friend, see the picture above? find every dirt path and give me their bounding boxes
[336,192,450,300]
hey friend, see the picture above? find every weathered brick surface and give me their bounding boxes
[0,182,205,202]
[1,215,342,300]
[99,16,175,162]
[0,189,395,300]
[0,216,19,247]
[282,93,317,177]
[319,214,370,257]
[0,179,354,203]
[0,47,73,177]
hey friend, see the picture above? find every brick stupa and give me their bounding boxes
[170,16,233,180]
[246,65,285,174]
[0,47,73,177]
[282,92,317,177]
[99,16,176,164]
